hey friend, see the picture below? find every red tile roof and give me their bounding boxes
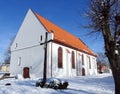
[34,13,96,57]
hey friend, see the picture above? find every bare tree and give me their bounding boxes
[97,52,109,63]
[86,0,120,93]
[3,36,15,64]
[4,46,11,64]
[97,52,110,73]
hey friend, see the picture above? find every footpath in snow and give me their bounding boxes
[0,73,114,94]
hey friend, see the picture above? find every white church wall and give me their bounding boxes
[10,9,51,78]
[90,56,97,75]
[76,52,81,76]
[91,57,97,75]
[82,54,88,75]
[51,43,75,78]
[11,9,47,52]
[51,43,65,78]
[10,45,44,78]
[83,54,97,76]
[51,42,97,78]
[46,42,53,78]
[88,55,93,75]
[71,50,77,77]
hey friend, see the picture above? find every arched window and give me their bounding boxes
[72,51,75,69]
[58,47,63,68]
[82,54,84,65]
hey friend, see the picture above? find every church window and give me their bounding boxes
[58,47,63,68]
[40,35,42,41]
[88,56,91,69]
[72,51,75,69]
[15,43,18,48]
[82,54,84,65]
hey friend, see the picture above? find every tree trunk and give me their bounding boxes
[107,49,120,94]
[113,68,120,94]
[102,26,120,94]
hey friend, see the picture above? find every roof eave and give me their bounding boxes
[53,39,97,57]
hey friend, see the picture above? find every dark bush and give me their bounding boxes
[36,79,44,88]
[36,78,69,89]
[5,83,11,86]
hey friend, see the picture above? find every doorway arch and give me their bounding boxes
[82,68,85,76]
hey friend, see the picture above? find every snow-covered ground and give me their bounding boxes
[0,73,114,94]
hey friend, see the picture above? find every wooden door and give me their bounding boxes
[23,67,30,78]
[82,68,85,76]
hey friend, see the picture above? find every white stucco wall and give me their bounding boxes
[50,42,97,78]
[50,42,76,78]
[10,9,52,78]
[10,45,44,78]
[83,54,97,76]
[11,9,48,51]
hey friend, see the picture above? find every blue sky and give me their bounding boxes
[0,0,104,62]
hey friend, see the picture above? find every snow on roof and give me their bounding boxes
[34,12,96,57]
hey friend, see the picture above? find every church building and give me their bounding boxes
[10,9,97,78]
